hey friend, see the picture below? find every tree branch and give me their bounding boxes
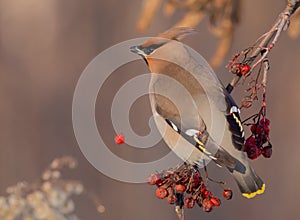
[226,0,300,94]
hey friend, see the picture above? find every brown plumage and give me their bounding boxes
[130,27,265,198]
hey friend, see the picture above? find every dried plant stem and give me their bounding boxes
[175,205,184,220]
[226,0,300,94]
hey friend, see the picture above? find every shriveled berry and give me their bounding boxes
[262,145,272,158]
[202,198,213,212]
[184,197,195,209]
[175,184,186,193]
[210,197,221,207]
[167,194,177,204]
[156,187,168,199]
[223,189,233,200]
[241,64,251,76]
[231,63,241,74]
[114,134,125,144]
[147,174,161,185]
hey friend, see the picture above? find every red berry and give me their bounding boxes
[167,194,177,204]
[175,184,186,193]
[250,124,257,134]
[193,173,202,183]
[263,125,270,134]
[245,136,256,145]
[155,187,168,199]
[184,197,195,209]
[260,118,270,126]
[222,189,233,200]
[202,198,213,212]
[192,174,202,187]
[200,184,207,193]
[210,197,221,207]
[246,144,261,160]
[114,134,125,144]
[256,125,263,134]
[203,190,212,198]
[147,174,161,185]
[262,145,272,158]
[244,136,257,152]
[241,64,251,76]
[257,134,268,146]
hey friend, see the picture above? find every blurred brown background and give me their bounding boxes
[1,0,300,219]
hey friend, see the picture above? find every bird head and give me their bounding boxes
[130,27,196,71]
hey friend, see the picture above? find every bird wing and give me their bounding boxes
[149,82,236,169]
[224,91,245,151]
[182,44,246,152]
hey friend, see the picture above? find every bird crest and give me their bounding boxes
[141,27,196,48]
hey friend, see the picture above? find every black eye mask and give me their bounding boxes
[138,43,166,55]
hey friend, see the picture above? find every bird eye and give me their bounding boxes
[144,47,154,55]
[148,47,154,53]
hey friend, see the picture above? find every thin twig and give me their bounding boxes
[226,0,300,94]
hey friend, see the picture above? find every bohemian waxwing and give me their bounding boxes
[130,27,265,198]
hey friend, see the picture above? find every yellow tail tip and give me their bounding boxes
[242,183,265,199]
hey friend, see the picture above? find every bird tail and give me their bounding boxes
[229,164,265,199]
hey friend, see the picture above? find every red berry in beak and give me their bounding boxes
[222,189,233,200]
[184,197,195,209]
[114,134,125,144]
[202,198,213,212]
[155,187,168,199]
[175,184,186,193]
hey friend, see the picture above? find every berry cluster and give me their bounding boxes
[148,164,232,213]
[244,117,272,160]
[227,54,251,77]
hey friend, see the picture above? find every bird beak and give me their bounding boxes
[130,45,138,53]
[130,45,142,55]
[130,45,149,66]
